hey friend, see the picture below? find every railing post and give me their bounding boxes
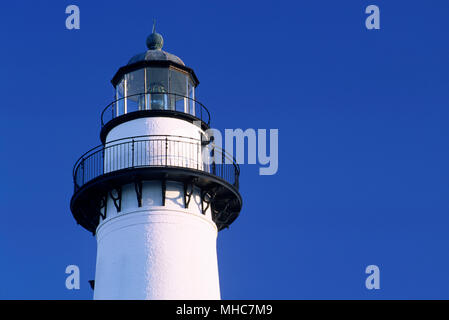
[235,171,239,189]
[101,149,104,175]
[197,141,200,170]
[222,149,225,178]
[165,137,168,166]
[131,139,135,168]
[81,157,85,185]
[212,147,216,175]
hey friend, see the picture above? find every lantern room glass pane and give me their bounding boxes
[188,78,195,115]
[170,69,189,113]
[146,67,169,110]
[170,69,188,96]
[125,69,145,112]
[115,79,126,116]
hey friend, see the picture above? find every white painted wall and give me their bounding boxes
[106,117,203,142]
[93,118,220,300]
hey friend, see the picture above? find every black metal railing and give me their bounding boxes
[101,92,211,127]
[73,135,239,192]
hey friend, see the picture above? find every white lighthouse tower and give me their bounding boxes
[70,29,242,300]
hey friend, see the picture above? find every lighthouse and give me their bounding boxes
[70,28,242,300]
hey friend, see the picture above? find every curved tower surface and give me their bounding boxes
[70,30,242,300]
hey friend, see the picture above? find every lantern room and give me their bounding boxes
[109,31,200,119]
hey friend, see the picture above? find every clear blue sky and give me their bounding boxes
[1,0,449,299]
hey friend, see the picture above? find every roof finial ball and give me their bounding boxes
[146,20,164,50]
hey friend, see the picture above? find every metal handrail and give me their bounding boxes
[73,135,239,192]
[72,134,201,178]
[100,92,211,127]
